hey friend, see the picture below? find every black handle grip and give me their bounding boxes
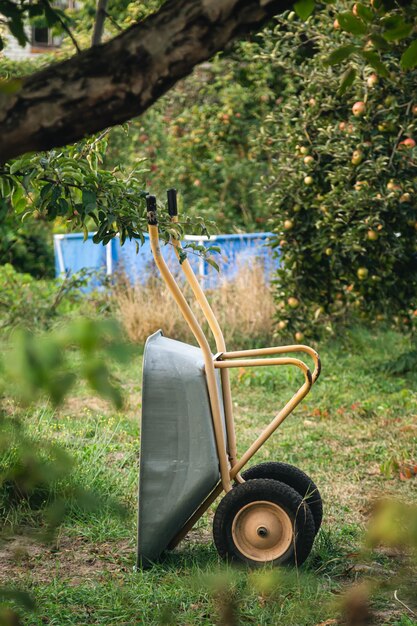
[167,188,178,217]
[146,195,158,225]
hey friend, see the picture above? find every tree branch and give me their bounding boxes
[103,10,123,33]
[0,0,294,164]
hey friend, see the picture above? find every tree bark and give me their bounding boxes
[0,0,294,164]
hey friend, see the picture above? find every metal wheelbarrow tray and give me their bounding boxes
[138,331,224,566]
[137,189,323,569]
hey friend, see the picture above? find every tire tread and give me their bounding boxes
[241,462,323,533]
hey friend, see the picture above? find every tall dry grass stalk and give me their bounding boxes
[112,263,275,349]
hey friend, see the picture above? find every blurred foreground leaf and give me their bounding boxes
[1,318,132,408]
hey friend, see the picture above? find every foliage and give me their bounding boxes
[0,316,130,580]
[0,0,164,53]
[0,134,150,245]
[1,2,218,267]
[68,0,165,44]
[0,208,54,278]
[0,315,132,624]
[329,0,417,78]
[0,263,94,330]
[253,6,417,338]
[0,0,73,52]
[105,43,278,231]
[1,126,219,267]
[1,316,130,410]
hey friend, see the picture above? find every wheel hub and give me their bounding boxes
[231,500,293,562]
[257,526,268,537]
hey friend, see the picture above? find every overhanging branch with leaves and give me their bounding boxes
[0,0,295,164]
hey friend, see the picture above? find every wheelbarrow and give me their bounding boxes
[137,189,322,569]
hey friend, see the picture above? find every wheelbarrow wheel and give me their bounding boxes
[213,479,315,567]
[241,462,323,534]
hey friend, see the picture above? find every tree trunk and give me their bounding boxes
[91,0,110,46]
[0,0,294,164]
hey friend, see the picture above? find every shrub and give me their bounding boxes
[0,264,91,331]
[0,210,55,279]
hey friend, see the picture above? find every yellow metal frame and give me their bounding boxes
[170,215,239,475]
[148,224,232,494]
[146,197,321,549]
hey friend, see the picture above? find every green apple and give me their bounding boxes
[351,150,364,165]
[288,297,300,308]
[357,267,369,280]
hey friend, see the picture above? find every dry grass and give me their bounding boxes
[112,263,275,349]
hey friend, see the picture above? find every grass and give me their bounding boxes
[1,325,417,625]
[112,264,275,349]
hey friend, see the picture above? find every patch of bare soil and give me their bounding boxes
[58,395,111,417]
[0,535,134,586]
[123,391,142,418]
[57,389,142,420]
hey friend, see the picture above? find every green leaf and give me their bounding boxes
[369,33,391,51]
[0,587,35,610]
[0,177,10,198]
[338,66,357,95]
[400,39,417,70]
[354,3,373,22]
[8,14,28,46]
[178,249,187,264]
[360,50,389,77]
[40,182,53,201]
[324,44,358,66]
[206,257,220,272]
[293,0,315,21]
[9,161,22,176]
[11,185,23,209]
[27,3,45,17]
[51,185,62,202]
[15,198,27,214]
[82,189,97,212]
[381,16,413,42]
[57,197,69,215]
[337,12,367,35]
[43,3,61,26]
[9,154,35,175]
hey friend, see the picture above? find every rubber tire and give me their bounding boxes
[241,462,323,534]
[213,478,316,568]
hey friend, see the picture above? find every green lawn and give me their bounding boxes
[1,326,416,625]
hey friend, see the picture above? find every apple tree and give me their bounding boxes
[259,5,417,339]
